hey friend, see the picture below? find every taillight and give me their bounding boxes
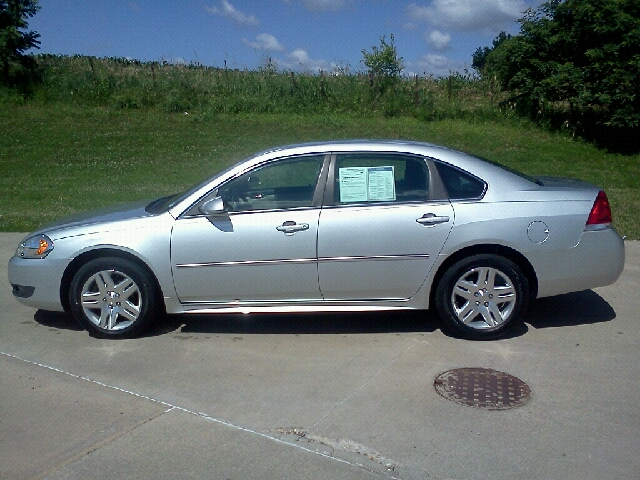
[585,191,612,229]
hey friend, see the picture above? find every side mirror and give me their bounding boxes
[198,196,226,216]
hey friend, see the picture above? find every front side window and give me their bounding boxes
[218,155,324,212]
[334,154,429,205]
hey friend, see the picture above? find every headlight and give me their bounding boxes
[16,234,54,259]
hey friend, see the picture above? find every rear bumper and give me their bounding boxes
[531,228,625,299]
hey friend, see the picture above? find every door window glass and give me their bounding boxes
[335,154,429,204]
[435,162,486,199]
[218,155,324,212]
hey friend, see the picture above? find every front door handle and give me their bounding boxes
[416,213,450,226]
[276,221,309,234]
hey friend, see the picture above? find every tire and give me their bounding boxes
[69,257,158,338]
[435,254,529,340]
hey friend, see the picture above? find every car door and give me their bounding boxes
[317,153,454,301]
[171,155,326,304]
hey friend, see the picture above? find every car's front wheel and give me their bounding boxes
[435,254,529,340]
[69,257,158,338]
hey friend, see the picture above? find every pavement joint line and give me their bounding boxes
[309,339,419,430]
[1,350,397,478]
[33,407,170,480]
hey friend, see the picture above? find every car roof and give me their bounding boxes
[254,139,447,157]
[246,140,492,175]
[251,139,538,190]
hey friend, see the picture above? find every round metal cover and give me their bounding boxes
[433,368,531,410]
[527,221,550,244]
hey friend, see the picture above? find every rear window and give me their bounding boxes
[479,157,543,186]
[436,162,486,200]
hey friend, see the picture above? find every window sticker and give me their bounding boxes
[339,167,368,202]
[367,166,396,201]
[339,166,396,203]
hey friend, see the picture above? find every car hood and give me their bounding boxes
[35,200,157,238]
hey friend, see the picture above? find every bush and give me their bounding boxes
[485,0,640,152]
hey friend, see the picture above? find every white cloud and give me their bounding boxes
[427,30,451,50]
[243,33,285,51]
[289,49,310,64]
[413,53,464,77]
[206,0,259,27]
[407,0,525,32]
[283,49,336,72]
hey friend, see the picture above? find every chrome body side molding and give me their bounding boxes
[175,253,431,269]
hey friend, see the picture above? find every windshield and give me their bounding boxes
[145,193,183,214]
[144,158,255,214]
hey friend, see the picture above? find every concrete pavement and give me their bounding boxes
[2,232,639,479]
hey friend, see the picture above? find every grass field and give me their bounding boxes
[2,102,638,238]
[1,57,638,237]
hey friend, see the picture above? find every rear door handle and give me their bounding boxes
[416,213,450,226]
[276,221,309,234]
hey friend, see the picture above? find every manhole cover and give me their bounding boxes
[433,368,531,410]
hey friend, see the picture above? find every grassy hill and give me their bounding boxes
[1,55,638,238]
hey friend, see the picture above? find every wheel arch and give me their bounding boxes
[428,244,538,307]
[60,248,166,314]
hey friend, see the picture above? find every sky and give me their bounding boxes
[28,0,544,77]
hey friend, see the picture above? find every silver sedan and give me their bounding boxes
[8,140,625,339]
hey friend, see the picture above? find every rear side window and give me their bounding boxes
[436,162,485,200]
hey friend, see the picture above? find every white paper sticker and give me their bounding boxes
[367,166,395,201]
[339,166,395,203]
[338,167,368,202]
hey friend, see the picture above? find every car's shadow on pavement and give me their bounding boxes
[32,289,615,338]
[478,290,616,340]
[153,289,615,338]
[33,310,84,331]
[153,310,440,336]
[524,290,616,329]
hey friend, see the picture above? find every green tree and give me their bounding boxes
[483,0,640,148]
[471,31,512,75]
[362,34,403,96]
[0,0,41,89]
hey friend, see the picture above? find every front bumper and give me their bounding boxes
[11,284,35,298]
[8,255,69,312]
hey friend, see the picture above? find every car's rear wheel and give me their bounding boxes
[69,257,157,338]
[435,254,529,340]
